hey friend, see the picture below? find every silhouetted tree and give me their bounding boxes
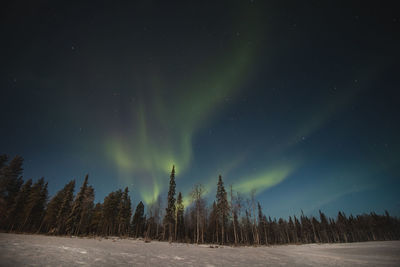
[165,165,176,242]
[21,177,48,232]
[176,192,185,241]
[8,179,32,231]
[132,201,145,237]
[89,203,103,235]
[65,175,89,235]
[216,175,229,244]
[41,180,74,233]
[191,184,206,243]
[55,180,75,234]
[258,202,268,245]
[117,187,132,236]
[0,155,24,226]
[102,189,122,236]
[77,185,95,235]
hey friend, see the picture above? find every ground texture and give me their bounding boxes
[0,233,400,266]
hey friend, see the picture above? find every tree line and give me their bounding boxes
[1,154,399,245]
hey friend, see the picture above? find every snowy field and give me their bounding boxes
[0,233,399,266]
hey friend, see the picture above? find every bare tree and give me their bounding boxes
[191,184,205,244]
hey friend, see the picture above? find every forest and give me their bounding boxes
[1,154,399,245]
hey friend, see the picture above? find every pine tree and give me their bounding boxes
[216,175,229,244]
[311,216,320,243]
[89,203,103,235]
[337,211,348,242]
[117,187,132,236]
[77,185,95,235]
[42,190,65,233]
[8,179,32,231]
[55,180,75,234]
[165,165,176,241]
[132,201,145,237]
[258,202,268,245]
[41,180,74,233]
[21,177,48,232]
[65,175,89,235]
[0,154,8,169]
[102,189,122,235]
[319,210,330,242]
[0,155,24,227]
[0,154,8,221]
[123,187,132,235]
[294,216,302,243]
[176,192,185,241]
[288,216,296,243]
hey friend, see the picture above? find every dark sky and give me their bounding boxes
[1,1,399,218]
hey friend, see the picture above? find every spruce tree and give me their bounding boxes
[55,180,75,234]
[8,179,32,231]
[288,216,296,243]
[42,190,65,233]
[41,180,74,233]
[89,203,103,235]
[258,202,268,245]
[319,210,330,242]
[0,155,24,226]
[165,165,176,241]
[216,175,228,244]
[132,201,145,237]
[117,187,132,236]
[65,175,89,235]
[294,216,302,243]
[176,192,185,241]
[0,154,8,170]
[337,211,348,242]
[77,185,95,235]
[21,177,48,232]
[102,189,122,235]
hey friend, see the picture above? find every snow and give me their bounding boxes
[0,233,399,266]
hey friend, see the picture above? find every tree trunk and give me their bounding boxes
[233,216,238,245]
[162,223,166,240]
[168,222,173,242]
[216,220,219,244]
[196,206,200,244]
[221,218,225,245]
[175,216,178,242]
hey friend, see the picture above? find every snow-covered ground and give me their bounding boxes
[0,233,399,266]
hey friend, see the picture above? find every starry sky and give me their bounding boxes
[1,1,399,219]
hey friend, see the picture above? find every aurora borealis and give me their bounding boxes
[1,1,399,219]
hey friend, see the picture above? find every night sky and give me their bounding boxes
[1,1,399,219]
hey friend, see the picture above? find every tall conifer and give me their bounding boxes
[216,175,228,244]
[176,192,185,241]
[165,165,176,241]
[56,180,75,234]
[65,175,89,235]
